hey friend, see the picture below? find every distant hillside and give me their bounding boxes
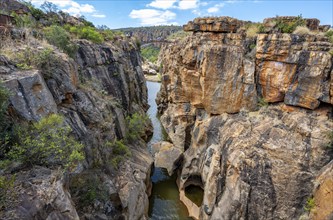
[116,25,182,45]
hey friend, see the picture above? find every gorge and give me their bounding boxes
[0,1,332,219]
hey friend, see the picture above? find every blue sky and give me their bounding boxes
[30,0,333,29]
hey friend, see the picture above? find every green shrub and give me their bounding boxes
[106,140,131,169]
[125,113,149,142]
[275,15,306,33]
[0,83,10,124]
[141,46,160,63]
[325,29,333,43]
[0,83,10,151]
[13,47,55,70]
[325,131,333,149]
[101,29,124,41]
[69,26,104,44]
[0,175,15,208]
[304,197,315,211]
[11,13,36,28]
[167,31,191,41]
[7,114,84,169]
[258,97,269,107]
[69,173,108,209]
[44,25,78,57]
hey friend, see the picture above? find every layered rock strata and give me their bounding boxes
[157,16,333,220]
[1,37,152,219]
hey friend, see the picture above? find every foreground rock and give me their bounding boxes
[152,141,182,175]
[157,16,333,220]
[0,35,152,219]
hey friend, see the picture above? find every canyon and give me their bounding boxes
[155,16,333,220]
[0,1,332,219]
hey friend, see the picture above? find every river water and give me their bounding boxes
[146,81,192,220]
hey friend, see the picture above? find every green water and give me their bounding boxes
[185,185,204,207]
[147,81,192,220]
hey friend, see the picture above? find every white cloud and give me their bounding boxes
[92,14,106,18]
[178,0,198,10]
[31,0,97,16]
[129,9,177,26]
[147,0,177,10]
[207,7,219,13]
[207,3,224,13]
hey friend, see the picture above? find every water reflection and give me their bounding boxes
[146,81,192,220]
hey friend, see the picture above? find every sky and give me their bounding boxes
[30,0,333,29]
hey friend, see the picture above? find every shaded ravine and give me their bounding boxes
[146,81,192,220]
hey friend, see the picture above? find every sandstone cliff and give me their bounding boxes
[157,16,333,220]
[0,30,152,220]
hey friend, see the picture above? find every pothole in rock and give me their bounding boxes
[185,185,204,207]
[184,175,204,207]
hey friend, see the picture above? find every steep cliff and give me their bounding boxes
[0,26,152,220]
[157,16,333,220]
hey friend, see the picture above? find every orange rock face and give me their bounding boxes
[256,34,332,109]
[159,32,258,114]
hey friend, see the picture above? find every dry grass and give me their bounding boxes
[293,26,311,35]
[246,24,259,38]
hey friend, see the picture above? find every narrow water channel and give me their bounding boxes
[146,81,192,220]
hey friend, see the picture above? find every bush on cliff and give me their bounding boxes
[125,113,150,142]
[0,83,11,155]
[44,25,78,57]
[67,25,104,44]
[325,29,333,43]
[293,26,311,35]
[7,114,84,169]
[141,45,160,63]
[106,140,131,169]
[275,15,306,33]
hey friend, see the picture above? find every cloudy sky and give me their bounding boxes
[30,0,333,29]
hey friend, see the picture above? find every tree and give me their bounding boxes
[41,1,58,13]
[8,114,84,168]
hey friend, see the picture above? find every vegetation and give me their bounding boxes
[325,29,333,43]
[0,175,16,208]
[0,83,10,155]
[167,30,191,41]
[44,25,78,57]
[246,24,260,37]
[141,45,160,63]
[258,97,269,107]
[12,47,55,70]
[293,26,311,35]
[275,15,306,33]
[66,25,104,44]
[7,114,84,169]
[325,130,333,149]
[70,173,108,209]
[11,13,36,29]
[125,113,150,142]
[101,29,124,41]
[106,140,131,169]
[304,197,315,212]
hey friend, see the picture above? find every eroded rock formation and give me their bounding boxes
[0,37,152,219]
[157,16,333,219]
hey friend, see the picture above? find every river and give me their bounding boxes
[146,81,192,220]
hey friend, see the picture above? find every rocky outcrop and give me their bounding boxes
[0,36,152,219]
[157,16,333,220]
[117,26,182,46]
[310,161,333,220]
[183,17,246,33]
[256,34,332,109]
[152,141,182,175]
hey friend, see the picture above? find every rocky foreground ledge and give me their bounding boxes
[156,16,333,220]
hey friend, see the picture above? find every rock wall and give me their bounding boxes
[157,17,333,220]
[0,37,152,219]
